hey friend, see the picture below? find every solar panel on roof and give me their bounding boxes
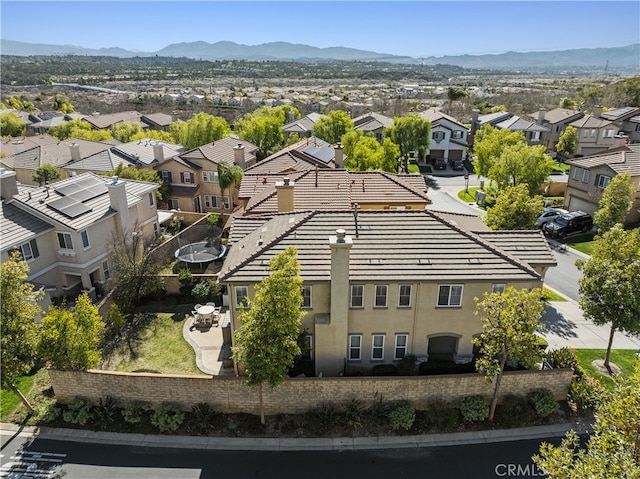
[47,196,92,218]
[68,184,108,203]
[55,183,84,196]
[47,196,76,211]
[74,176,105,190]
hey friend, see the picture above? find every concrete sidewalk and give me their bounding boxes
[1,420,592,451]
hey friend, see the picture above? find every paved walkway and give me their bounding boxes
[182,311,234,376]
[1,420,593,451]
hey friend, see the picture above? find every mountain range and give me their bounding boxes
[2,39,639,71]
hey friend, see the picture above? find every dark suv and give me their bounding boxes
[434,158,447,170]
[543,211,593,238]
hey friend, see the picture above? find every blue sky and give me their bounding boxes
[2,1,639,58]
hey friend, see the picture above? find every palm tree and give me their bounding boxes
[446,87,469,115]
[217,161,243,210]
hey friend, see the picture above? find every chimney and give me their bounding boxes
[152,142,164,162]
[233,143,245,167]
[334,143,344,168]
[613,134,628,149]
[288,110,295,123]
[537,109,546,124]
[106,176,132,236]
[471,109,479,125]
[593,106,603,118]
[69,142,81,161]
[275,177,295,212]
[317,228,353,376]
[0,168,18,201]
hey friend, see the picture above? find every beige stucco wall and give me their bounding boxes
[48,368,573,414]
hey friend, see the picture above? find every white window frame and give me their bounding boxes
[432,131,445,142]
[204,195,212,208]
[374,285,388,308]
[81,230,90,249]
[394,334,408,360]
[168,198,179,210]
[235,286,249,308]
[102,260,110,281]
[183,172,192,184]
[452,130,464,139]
[492,284,506,294]
[398,284,412,308]
[349,335,362,361]
[148,192,155,206]
[582,169,590,183]
[302,285,312,309]
[202,170,219,182]
[531,131,541,141]
[160,170,170,182]
[350,285,364,308]
[603,129,614,138]
[19,239,39,262]
[572,167,581,180]
[437,284,463,307]
[57,231,73,250]
[222,195,230,209]
[371,334,385,361]
[302,335,313,360]
[597,175,611,189]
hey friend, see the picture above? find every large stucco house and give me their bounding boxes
[219,209,556,377]
[0,169,160,304]
[419,108,469,163]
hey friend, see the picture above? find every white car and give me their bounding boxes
[535,207,569,229]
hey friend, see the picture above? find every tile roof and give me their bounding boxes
[599,107,640,122]
[528,108,582,125]
[84,111,143,129]
[477,112,512,126]
[244,137,336,175]
[10,172,158,232]
[353,112,394,131]
[0,134,59,157]
[177,137,258,166]
[495,116,550,133]
[0,200,53,252]
[0,139,112,169]
[569,115,613,129]
[220,210,541,283]
[567,144,640,176]
[63,149,138,173]
[419,108,466,127]
[141,113,174,128]
[112,139,183,166]
[282,112,323,133]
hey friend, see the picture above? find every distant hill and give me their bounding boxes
[1,39,638,71]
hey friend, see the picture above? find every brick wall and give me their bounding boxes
[49,368,573,414]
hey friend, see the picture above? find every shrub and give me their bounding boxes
[191,281,211,304]
[568,375,604,412]
[372,364,398,376]
[62,397,93,426]
[94,396,118,430]
[460,395,489,422]
[534,335,549,352]
[43,404,62,424]
[342,398,366,430]
[397,354,417,376]
[419,358,476,375]
[368,393,390,420]
[546,348,579,370]
[387,401,416,430]
[122,400,152,425]
[151,403,185,433]
[189,402,215,434]
[497,394,536,427]
[177,268,193,285]
[309,402,340,434]
[528,389,559,418]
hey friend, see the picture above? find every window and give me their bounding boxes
[222,196,230,209]
[19,239,39,261]
[394,334,408,360]
[102,260,110,281]
[372,335,385,360]
[374,285,388,307]
[349,335,362,361]
[398,284,412,307]
[603,129,614,138]
[572,167,581,180]
[153,222,159,237]
[81,231,90,249]
[492,284,506,294]
[302,335,313,360]
[168,198,179,210]
[581,169,590,183]
[596,175,611,189]
[452,130,464,139]
[350,285,364,308]
[437,284,463,307]
[181,172,192,184]
[432,131,445,141]
[590,129,597,138]
[204,195,212,208]
[202,171,219,182]
[148,192,155,206]
[531,131,541,141]
[160,170,171,182]
[302,285,312,309]
[57,232,73,250]
[235,286,249,308]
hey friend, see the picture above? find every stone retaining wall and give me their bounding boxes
[49,368,573,414]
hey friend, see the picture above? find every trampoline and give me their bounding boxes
[174,223,226,268]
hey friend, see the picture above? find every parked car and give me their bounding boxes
[434,158,447,170]
[543,211,593,238]
[535,207,569,229]
[449,159,465,171]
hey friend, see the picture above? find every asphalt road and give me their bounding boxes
[0,433,569,479]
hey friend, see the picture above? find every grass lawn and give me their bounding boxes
[574,349,639,390]
[542,287,567,302]
[0,374,36,421]
[458,187,480,203]
[103,312,205,376]
[565,239,595,255]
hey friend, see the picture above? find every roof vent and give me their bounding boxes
[335,228,346,243]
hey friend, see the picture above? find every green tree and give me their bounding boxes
[130,130,175,143]
[603,77,640,108]
[472,125,526,180]
[0,111,25,137]
[446,86,469,115]
[232,247,306,425]
[284,132,302,147]
[107,163,167,204]
[170,112,230,150]
[559,97,577,109]
[0,251,44,414]
[49,119,113,142]
[217,161,243,210]
[593,170,633,234]
[556,125,578,159]
[111,122,143,143]
[4,96,22,110]
[312,110,354,145]
[386,113,431,173]
[576,225,640,372]
[473,286,546,421]
[484,184,544,230]
[343,134,398,172]
[51,94,75,113]
[38,293,104,370]
[32,164,62,186]
[235,113,283,160]
[487,142,554,194]
[534,360,640,478]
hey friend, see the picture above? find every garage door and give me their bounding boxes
[430,149,445,159]
[428,335,458,361]
[449,150,463,161]
[568,196,596,216]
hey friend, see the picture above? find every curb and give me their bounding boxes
[1,421,592,451]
